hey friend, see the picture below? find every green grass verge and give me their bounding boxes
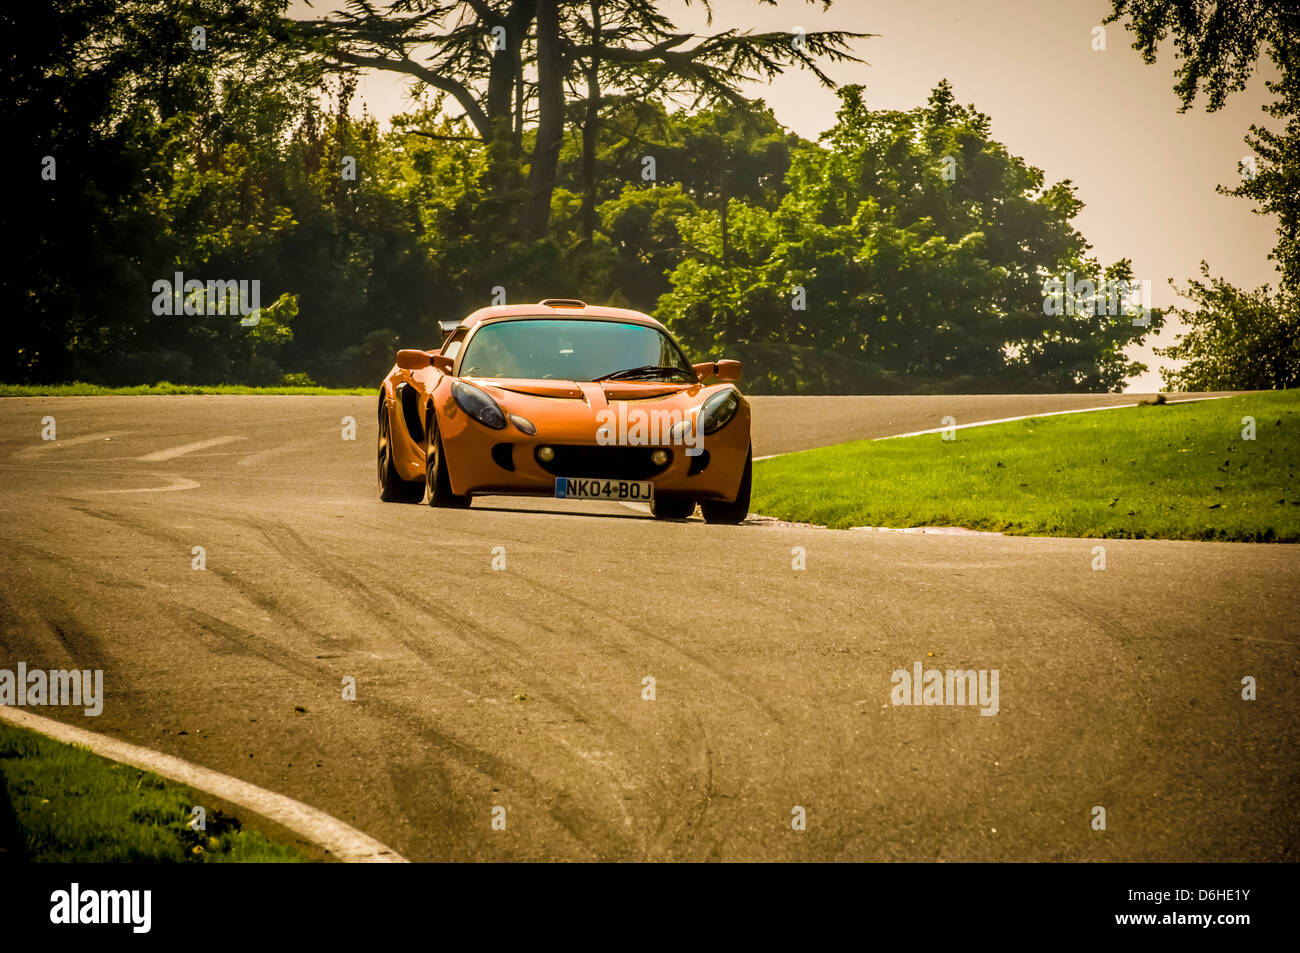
[0,382,372,397]
[751,392,1300,542]
[0,721,309,862]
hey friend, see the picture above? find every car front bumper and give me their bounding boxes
[440,398,752,503]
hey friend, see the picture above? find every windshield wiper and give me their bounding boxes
[593,364,692,382]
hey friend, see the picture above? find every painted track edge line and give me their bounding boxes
[0,706,408,863]
[752,395,1234,461]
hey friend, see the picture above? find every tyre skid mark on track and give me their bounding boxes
[66,505,339,639]
[68,540,604,859]
[645,713,716,861]
[2,539,415,858]
[167,604,580,857]
[186,608,328,684]
[57,495,740,857]
[43,499,746,857]
[434,539,789,825]
[1,543,117,673]
[393,565,725,854]
[244,517,643,857]
[192,602,613,859]
[310,512,690,857]
[512,570,788,729]
[252,519,603,719]
[500,570,785,855]
[382,692,633,858]
[417,513,776,732]
[421,509,774,722]
[343,577,660,853]
[19,519,344,689]
[259,519,650,744]
[372,577,663,857]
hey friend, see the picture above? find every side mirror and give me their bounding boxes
[396,348,431,370]
[431,353,455,375]
[715,359,743,381]
[693,359,743,382]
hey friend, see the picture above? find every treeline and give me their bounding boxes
[0,0,1204,392]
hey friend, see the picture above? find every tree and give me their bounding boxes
[658,83,1159,393]
[1155,264,1298,390]
[294,0,868,236]
[0,0,319,384]
[1106,1,1300,286]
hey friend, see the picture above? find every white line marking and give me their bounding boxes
[875,395,1232,440]
[753,396,1233,461]
[619,501,652,514]
[849,524,1003,536]
[0,706,407,863]
[13,430,132,459]
[237,443,303,467]
[83,477,201,494]
[137,436,245,462]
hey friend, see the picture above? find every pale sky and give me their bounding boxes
[291,0,1282,391]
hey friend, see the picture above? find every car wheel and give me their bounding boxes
[425,412,471,508]
[700,446,751,525]
[378,403,426,503]
[651,495,695,520]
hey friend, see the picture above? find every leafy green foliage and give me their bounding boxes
[1107,1,1299,382]
[4,3,1163,393]
[657,83,1157,391]
[1156,265,1299,390]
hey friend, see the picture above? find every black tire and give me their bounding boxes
[425,411,471,508]
[700,446,751,524]
[378,403,426,503]
[651,495,695,520]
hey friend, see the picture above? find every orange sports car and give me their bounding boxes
[377,299,751,522]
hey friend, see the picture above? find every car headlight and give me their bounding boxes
[699,388,739,435]
[452,380,507,430]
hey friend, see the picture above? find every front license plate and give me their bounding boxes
[555,477,653,502]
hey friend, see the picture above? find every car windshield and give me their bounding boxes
[458,318,695,382]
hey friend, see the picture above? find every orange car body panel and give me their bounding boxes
[379,302,751,502]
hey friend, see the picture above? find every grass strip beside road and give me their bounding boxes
[0,722,308,862]
[751,392,1300,542]
[0,382,372,397]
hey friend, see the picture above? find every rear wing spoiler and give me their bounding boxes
[438,319,462,345]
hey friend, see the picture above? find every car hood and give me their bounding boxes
[467,377,704,403]
[457,376,739,444]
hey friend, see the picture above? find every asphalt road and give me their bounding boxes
[0,392,1295,861]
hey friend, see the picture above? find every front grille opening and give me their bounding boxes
[491,443,515,471]
[535,445,671,480]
